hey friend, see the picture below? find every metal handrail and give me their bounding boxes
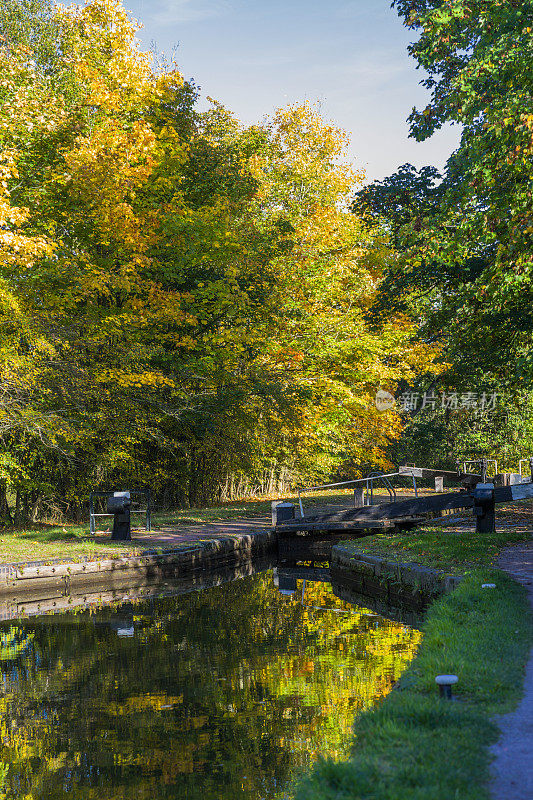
[367,472,396,503]
[462,459,498,476]
[381,474,397,500]
[519,459,533,479]
[89,489,151,535]
[298,471,408,495]
[297,470,417,517]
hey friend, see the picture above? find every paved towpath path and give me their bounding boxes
[490,539,533,800]
[127,517,271,549]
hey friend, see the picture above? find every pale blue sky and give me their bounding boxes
[127,0,460,182]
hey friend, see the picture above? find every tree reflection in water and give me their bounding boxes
[0,571,421,799]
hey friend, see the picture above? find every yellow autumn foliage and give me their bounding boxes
[0,0,439,514]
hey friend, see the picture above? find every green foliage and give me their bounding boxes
[340,513,533,572]
[0,0,64,72]
[354,163,443,247]
[362,1,533,386]
[390,390,533,471]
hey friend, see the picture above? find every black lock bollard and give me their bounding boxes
[272,502,295,526]
[107,491,132,541]
[473,483,495,533]
[273,568,298,596]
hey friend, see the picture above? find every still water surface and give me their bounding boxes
[0,570,421,799]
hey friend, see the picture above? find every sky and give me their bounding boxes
[126,0,460,183]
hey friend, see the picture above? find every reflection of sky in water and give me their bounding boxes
[0,572,421,799]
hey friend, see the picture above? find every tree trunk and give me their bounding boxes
[0,482,13,524]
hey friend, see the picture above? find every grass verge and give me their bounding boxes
[0,498,274,563]
[0,525,145,564]
[294,569,532,800]
[343,521,532,572]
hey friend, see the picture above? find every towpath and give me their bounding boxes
[490,539,533,800]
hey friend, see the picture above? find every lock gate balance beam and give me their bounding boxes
[274,481,533,535]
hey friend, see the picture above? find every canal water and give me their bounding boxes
[0,567,421,799]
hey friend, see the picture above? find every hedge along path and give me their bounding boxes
[490,540,533,800]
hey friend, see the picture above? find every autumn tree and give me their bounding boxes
[0,0,436,519]
[246,104,436,479]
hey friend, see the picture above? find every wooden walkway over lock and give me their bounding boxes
[273,462,533,537]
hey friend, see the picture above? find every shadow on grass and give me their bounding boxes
[0,522,139,564]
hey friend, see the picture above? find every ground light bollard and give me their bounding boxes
[107,491,132,541]
[473,482,496,533]
[435,674,458,699]
[272,502,295,526]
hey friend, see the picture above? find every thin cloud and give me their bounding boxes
[143,0,232,27]
[313,53,410,86]
[334,2,388,21]
[229,53,297,68]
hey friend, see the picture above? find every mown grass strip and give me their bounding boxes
[294,570,532,800]
[343,524,532,572]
